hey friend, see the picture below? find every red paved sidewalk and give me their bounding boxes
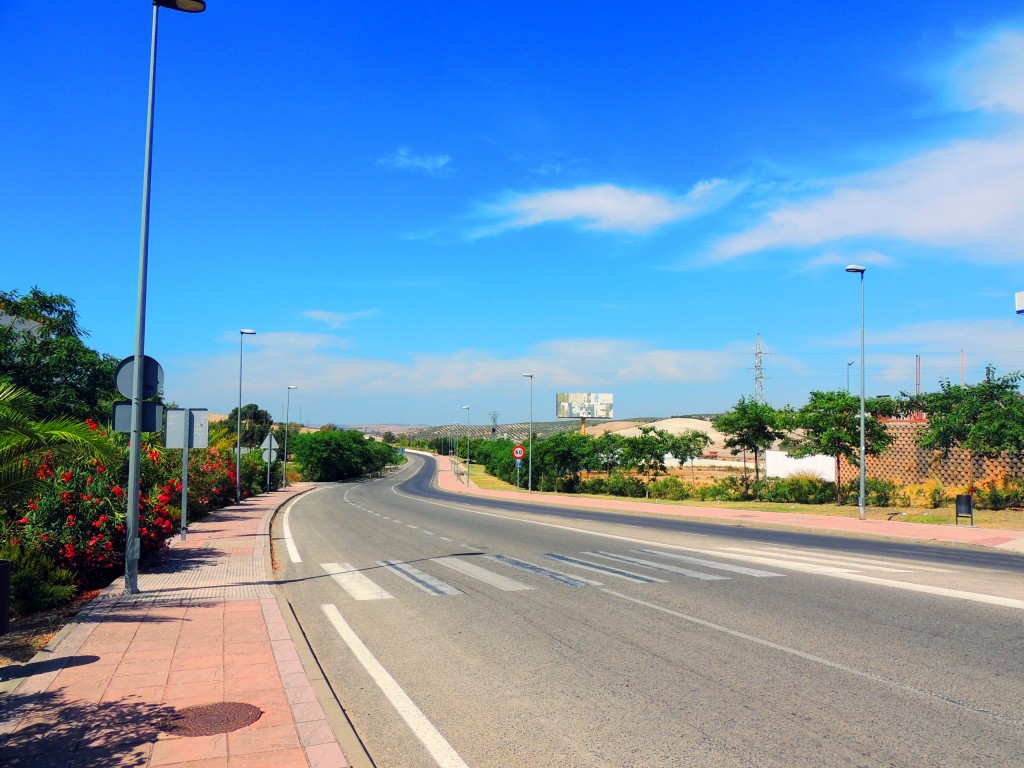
[0,485,354,768]
[429,452,1024,553]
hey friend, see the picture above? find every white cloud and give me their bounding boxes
[947,30,1024,114]
[710,29,1024,265]
[712,135,1024,262]
[303,309,378,330]
[477,180,741,237]
[377,147,453,176]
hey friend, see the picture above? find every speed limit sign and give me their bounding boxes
[513,445,526,459]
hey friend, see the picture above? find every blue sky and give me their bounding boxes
[4,2,1024,427]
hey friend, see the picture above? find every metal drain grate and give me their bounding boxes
[162,702,262,737]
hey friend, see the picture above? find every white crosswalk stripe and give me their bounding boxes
[542,553,667,584]
[321,562,394,601]
[432,557,534,591]
[734,545,954,573]
[485,554,602,586]
[587,551,728,581]
[721,547,916,573]
[380,559,463,596]
[636,549,783,578]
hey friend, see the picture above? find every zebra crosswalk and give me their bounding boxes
[318,545,951,604]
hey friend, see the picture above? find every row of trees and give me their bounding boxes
[420,367,1024,502]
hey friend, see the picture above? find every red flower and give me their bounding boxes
[149,450,160,462]
[85,418,98,431]
[27,502,37,511]
[61,471,74,482]
[66,515,75,525]
[97,465,105,474]
[111,486,124,499]
[17,517,28,525]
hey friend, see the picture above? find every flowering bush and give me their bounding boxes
[1,423,250,590]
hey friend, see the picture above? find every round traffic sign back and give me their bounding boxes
[513,445,525,459]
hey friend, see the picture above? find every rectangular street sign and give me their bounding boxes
[112,401,164,433]
[165,409,209,449]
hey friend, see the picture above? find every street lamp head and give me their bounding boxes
[287,385,298,390]
[462,405,470,410]
[845,264,866,274]
[522,373,533,378]
[240,328,256,335]
[155,0,207,12]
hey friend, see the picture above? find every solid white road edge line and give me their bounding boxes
[391,484,1023,610]
[282,498,304,564]
[601,589,1022,725]
[320,603,472,768]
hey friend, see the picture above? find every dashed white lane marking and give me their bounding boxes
[439,537,453,542]
[542,553,667,584]
[380,560,463,596]
[407,525,419,529]
[321,562,394,601]
[423,531,435,536]
[321,604,472,768]
[588,551,728,581]
[432,557,534,591]
[637,549,782,578]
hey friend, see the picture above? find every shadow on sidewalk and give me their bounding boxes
[0,655,100,683]
[0,688,178,767]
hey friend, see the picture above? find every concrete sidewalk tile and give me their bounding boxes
[100,686,165,705]
[229,747,309,768]
[224,675,282,695]
[226,723,301,755]
[295,718,336,747]
[150,733,227,766]
[289,701,327,724]
[164,681,224,704]
[284,685,318,705]
[167,666,226,686]
[306,742,352,768]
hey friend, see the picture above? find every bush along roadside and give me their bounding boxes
[0,424,248,615]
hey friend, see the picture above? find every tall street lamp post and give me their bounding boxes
[284,385,297,487]
[236,329,255,503]
[846,265,867,521]
[522,373,533,492]
[462,405,471,485]
[124,0,206,595]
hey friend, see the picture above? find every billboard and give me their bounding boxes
[556,393,614,419]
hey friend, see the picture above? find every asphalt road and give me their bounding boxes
[273,454,1024,768]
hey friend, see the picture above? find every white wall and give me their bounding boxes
[765,450,835,481]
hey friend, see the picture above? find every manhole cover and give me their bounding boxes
[162,702,262,737]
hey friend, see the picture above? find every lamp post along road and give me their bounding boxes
[284,385,297,487]
[462,405,471,485]
[236,329,255,503]
[124,0,206,595]
[846,265,867,521]
[523,373,533,492]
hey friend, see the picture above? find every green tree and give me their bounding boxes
[533,431,594,491]
[0,287,120,422]
[621,426,674,478]
[714,397,786,483]
[908,366,1024,477]
[593,431,625,475]
[670,429,713,467]
[0,378,116,511]
[290,430,398,482]
[224,403,273,449]
[788,390,893,502]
